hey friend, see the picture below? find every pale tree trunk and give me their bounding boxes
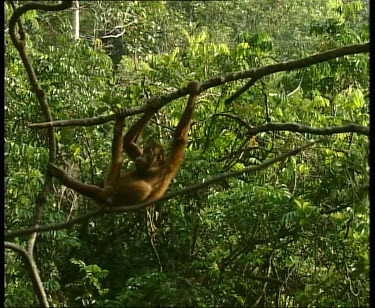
[72,0,80,39]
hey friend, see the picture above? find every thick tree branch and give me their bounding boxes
[247,122,369,136]
[6,138,323,239]
[28,85,197,128]
[28,43,368,129]
[201,43,369,91]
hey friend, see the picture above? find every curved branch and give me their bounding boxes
[9,0,73,158]
[247,122,369,136]
[5,242,49,307]
[6,138,324,239]
[9,0,73,16]
[27,43,369,129]
[9,0,73,254]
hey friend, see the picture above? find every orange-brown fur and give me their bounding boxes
[48,81,200,207]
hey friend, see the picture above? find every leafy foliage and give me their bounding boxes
[5,1,369,307]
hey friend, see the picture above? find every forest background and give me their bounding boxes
[5,1,369,307]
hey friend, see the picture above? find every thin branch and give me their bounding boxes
[6,138,324,239]
[286,72,305,97]
[224,78,257,105]
[260,79,271,122]
[6,208,104,239]
[248,274,285,286]
[321,204,349,215]
[197,112,253,130]
[5,242,49,307]
[246,122,369,137]
[102,28,126,39]
[29,113,117,129]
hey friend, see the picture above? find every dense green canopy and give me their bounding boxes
[5,1,369,307]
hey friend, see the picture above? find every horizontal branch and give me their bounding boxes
[28,43,369,129]
[248,274,285,286]
[247,122,369,136]
[113,138,324,212]
[29,113,117,129]
[5,208,104,239]
[5,138,324,239]
[28,84,196,128]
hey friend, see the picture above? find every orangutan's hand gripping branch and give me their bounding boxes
[48,81,201,206]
